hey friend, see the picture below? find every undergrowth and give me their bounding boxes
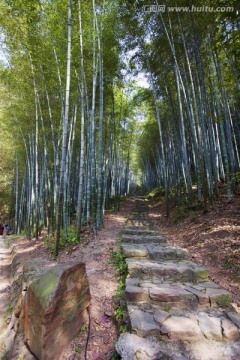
[147,186,213,223]
[0,351,9,360]
[43,225,80,255]
[109,242,128,335]
[147,187,165,205]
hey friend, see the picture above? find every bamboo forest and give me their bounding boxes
[0,1,240,359]
[0,0,239,253]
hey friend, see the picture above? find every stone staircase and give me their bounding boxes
[116,198,240,360]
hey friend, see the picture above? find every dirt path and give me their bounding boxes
[59,198,135,359]
[0,198,135,359]
[0,236,13,356]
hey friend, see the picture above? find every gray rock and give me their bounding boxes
[222,318,240,340]
[122,234,166,244]
[160,316,203,340]
[126,277,140,286]
[205,288,232,306]
[153,309,170,325]
[115,332,191,360]
[122,244,149,258]
[185,339,240,360]
[184,286,210,306]
[126,259,208,282]
[125,285,149,303]
[140,281,158,288]
[197,282,220,289]
[4,323,18,354]
[150,284,196,303]
[148,245,187,261]
[126,220,152,228]
[129,308,160,337]
[227,312,240,329]
[198,312,222,340]
[122,229,159,236]
[115,333,162,360]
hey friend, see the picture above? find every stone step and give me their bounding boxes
[124,225,153,231]
[130,211,149,215]
[122,243,187,261]
[131,209,148,211]
[125,277,233,309]
[122,229,159,236]
[126,258,209,283]
[127,216,149,221]
[126,220,153,227]
[122,235,166,244]
[125,282,199,309]
[127,305,240,342]
[116,332,240,360]
[135,202,148,206]
[116,198,240,359]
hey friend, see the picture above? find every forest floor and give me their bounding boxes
[148,192,240,310]
[1,193,240,359]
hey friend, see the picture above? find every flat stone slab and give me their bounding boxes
[160,315,203,340]
[128,215,149,220]
[122,243,187,261]
[126,221,153,228]
[148,245,187,261]
[126,258,209,282]
[125,279,232,309]
[125,285,149,303]
[125,277,140,287]
[149,284,196,305]
[122,244,149,258]
[227,312,240,329]
[184,285,210,306]
[153,309,171,325]
[222,319,240,340]
[122,234,166,244]
[127,303,240,342]
[128,307,160,337]
[126,282,197,309]
[198,312,222,340]
[116,332,192,360]
[205,288,232,306]
[122,229,159,236]
[116,333,240,360]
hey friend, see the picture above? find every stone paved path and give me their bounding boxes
[116,198,240,360]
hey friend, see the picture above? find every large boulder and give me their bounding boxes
[23,260,90,360]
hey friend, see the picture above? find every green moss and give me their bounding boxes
[0,351,9,360]
[216,294,232,307]
[30,269,59,306]
[162,306,171,312]
[63,312,75,322]
[198,270,209,280]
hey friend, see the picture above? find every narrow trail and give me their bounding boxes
[116,197,240,360]
[0,236,13,356]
